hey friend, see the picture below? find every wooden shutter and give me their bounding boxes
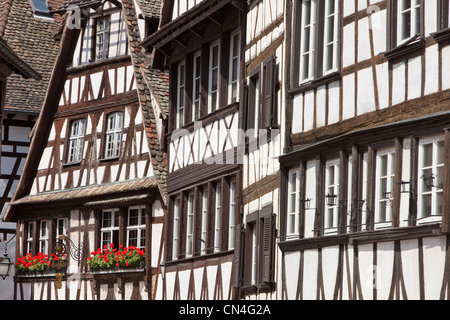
[260,206,274,284]
[262,55,276,129]
[233,224,244,288]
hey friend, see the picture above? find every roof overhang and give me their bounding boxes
[141,0,245,60]
[5,177,158,221]
[0,39,41,80]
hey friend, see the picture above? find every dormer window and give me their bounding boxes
[29,0,52,19]
[96,16,110,61]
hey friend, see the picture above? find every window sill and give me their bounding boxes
[240,282,275,296]
[383,35,424,62]
[288,71,340,97]
[432,28,450,44]
[99,156,120,163]
[62,161,83,168]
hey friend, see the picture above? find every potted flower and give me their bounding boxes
[16,252,67,275]
[87,243,145,272]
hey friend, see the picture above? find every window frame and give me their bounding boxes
[214,182,222,253]
[39,220,49,255]
[324,159,340,233]
[374,148,396,228]
[95,15,111,61]
[228,179,237,250]
[200,187,208,255]
[127,206,146,249]
[293,0,341,87]
[104,111,123,160]
[186,193,195,258]
[172,196,181,260]
[287,169,301,237]
[397,0,421,45]
[417,135,444,222]
[101,208,120,249]
[67,118,86,164]
[208,41,221,114]
[228,30,241,104]
[176,62,186,129]
[192,52,202,121]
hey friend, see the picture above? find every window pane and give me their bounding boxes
[422,143,433,167]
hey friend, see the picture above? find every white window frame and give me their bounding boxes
[101,209,119,248]
[397,0,421,44]
[299,0,317,83]
[417,135,444,223]
[105,111,123,159]
[228,30,241,104]
[323,0,339,74]
[324,159,340,233]
[56,218,68,239]
[251,222,257,285]
[214,183,222,253]
[96,16,110,61]
[172,197,180,260]
[208,41,220,113]
[127,206,146,249]
[186,193,195,258]
[177,62,186,128]
[375,148,395,228]
[27,222,34,254]
[192,52,201,121]
[287,169,300,238]
[201,189,208,255]
[39,220,49,254]
[68,118,86,164]
[228,179,236,250]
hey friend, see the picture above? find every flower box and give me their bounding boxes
[16,253,68,277]
[87,244,145,274]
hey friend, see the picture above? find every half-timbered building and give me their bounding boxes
[233,0,284,300]
[279,0,450,300]
[3,0,169,300]
[0,0,63,300]
[143,0,246,300]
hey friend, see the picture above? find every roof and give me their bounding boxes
[135,0,161,19]
[10,177,158,206]
[0,38,41,80]
[122,0,168,204]
[0,0,64,113]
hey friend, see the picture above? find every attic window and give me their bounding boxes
[29,0,52,19]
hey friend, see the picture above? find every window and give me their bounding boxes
[242,206,275,288]
[214,183,222,253]
[228,31,241,104]
[177,62,186,128]
[418,137,444,220]
[299,0,317,82]
[295,0,340,85]
[96,16,110,61]
[172,197,180,260]
[375,149,395,226]
[287,169,301,237]
[323,0,339,74]
[186,193,195,257]
[208,41,220,113]
[228,179,236,250]
[439,0,450,30]
[127,206,146,248]
[27,222,34,254]
[101,209,119,248]
[105,112,123,159]
[68,119,86,164]
[39,220,49,254]
[56,218,68,239]
[192,53,202,121]
[201,188,208,255]
[29,0,51,18]
[325,160,340,232]
[397,0,420,44]
[247,70,260,138]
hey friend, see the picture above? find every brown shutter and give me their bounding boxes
[261,206,274,284]
[262,55,276,129]
[233,224,244,288]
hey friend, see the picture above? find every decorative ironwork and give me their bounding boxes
[58,235,85,262]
